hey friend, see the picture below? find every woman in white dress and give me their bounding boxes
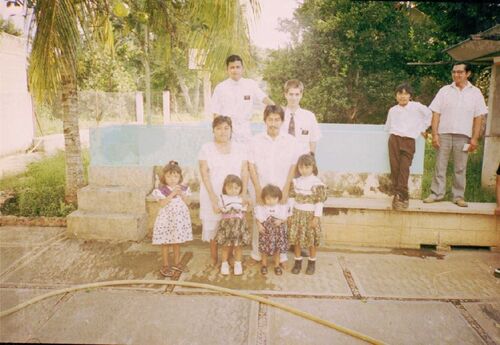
[199,116,249,266]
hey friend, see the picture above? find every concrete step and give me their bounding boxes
[67,210,147,241]
[78,186,147,213]
[89,166,154,192]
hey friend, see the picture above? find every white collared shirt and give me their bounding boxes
[254,204,289,222]
[210,77,268,142]
[280,107,322,155]
[384,101,432,139]
[249,132,300,190]
[429,82,488,137]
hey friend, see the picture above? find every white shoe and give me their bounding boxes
[234,261,243,275]
[221,261,230,275]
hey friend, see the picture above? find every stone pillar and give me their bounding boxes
[135,92,144,124]
[481,56,500,190]
[162,90,170,124]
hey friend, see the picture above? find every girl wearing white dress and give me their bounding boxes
[151,161,193,277]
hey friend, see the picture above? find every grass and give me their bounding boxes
[0,150,90,217]
[421,139,495,202]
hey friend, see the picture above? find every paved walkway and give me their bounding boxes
[1,226,499,344]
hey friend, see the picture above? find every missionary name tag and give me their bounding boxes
[244,95,251,100]
[301,129,309,135]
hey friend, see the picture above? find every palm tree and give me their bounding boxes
[27,0,259,204]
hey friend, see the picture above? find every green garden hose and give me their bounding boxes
[0,279,386,345]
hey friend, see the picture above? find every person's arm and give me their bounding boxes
[249,162,263,204]
[420,103,432,138]
[469,115,484,152]
[431,112,441,149]
[158,190,178,207]
[281,164,296,204]
[199,160,221,213]
[180,187,191,206]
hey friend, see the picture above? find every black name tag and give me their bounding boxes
[301,129,309,135]
[244,95,251,100]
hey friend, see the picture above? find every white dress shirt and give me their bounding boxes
[254,204,289,223]
[210,77,268,142]
[429,82,488,137]
[249,132,300,190]
[384,101,432,139]
[280,107,322,155]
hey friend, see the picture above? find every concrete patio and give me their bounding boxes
[1,225,499,344]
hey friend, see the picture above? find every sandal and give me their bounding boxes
[172,264,190,273]
[160,266,173,277]
[274,266,283,276]
[260,266,268,275]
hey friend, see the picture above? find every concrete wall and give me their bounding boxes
[89,123,427,198]
[482,57,500,190]
[0,33,34,157]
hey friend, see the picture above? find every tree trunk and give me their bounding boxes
[192,75,201,116]
[61,74,85,204]
[178,76,194,115]
[144,23,152,124]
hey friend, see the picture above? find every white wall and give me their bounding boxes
[0,33,34,157]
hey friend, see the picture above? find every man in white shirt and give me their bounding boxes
[211,55,274,143]
[249,105,300,262]
[423,63,488,207]
[280,79,321,155]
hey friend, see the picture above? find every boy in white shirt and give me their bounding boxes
[280,79,321,155]
[385,83,431,210]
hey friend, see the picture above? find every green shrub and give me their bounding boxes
[0,150,89,217]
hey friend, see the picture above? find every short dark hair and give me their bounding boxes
[395,83,414,97]
[296,154,319,176]
[453,62,471,73]
[226,55,243,67]
[261,184,282,201]
[222,174,243,194]
[160,160,183,184]
[212,115,232,131]
[263,105,284,121]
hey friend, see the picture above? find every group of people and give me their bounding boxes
[149,55,490,278]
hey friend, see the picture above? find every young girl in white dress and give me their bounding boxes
[288,154,327,275]
[151,161,193,277]
[215,174,250,276]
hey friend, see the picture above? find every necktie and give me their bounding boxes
[288,112,295,136]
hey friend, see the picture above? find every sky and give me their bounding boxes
[247,0,301,50]
[1,0,301,49]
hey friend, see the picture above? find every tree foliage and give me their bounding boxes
[263,0,498,124]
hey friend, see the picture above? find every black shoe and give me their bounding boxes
[291,259,302,274]
[305,260,316,275]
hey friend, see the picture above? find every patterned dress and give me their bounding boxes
[288,175,327,248]
[152,185,193,245]
[255,204,289,256]
[214,195,250,246]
